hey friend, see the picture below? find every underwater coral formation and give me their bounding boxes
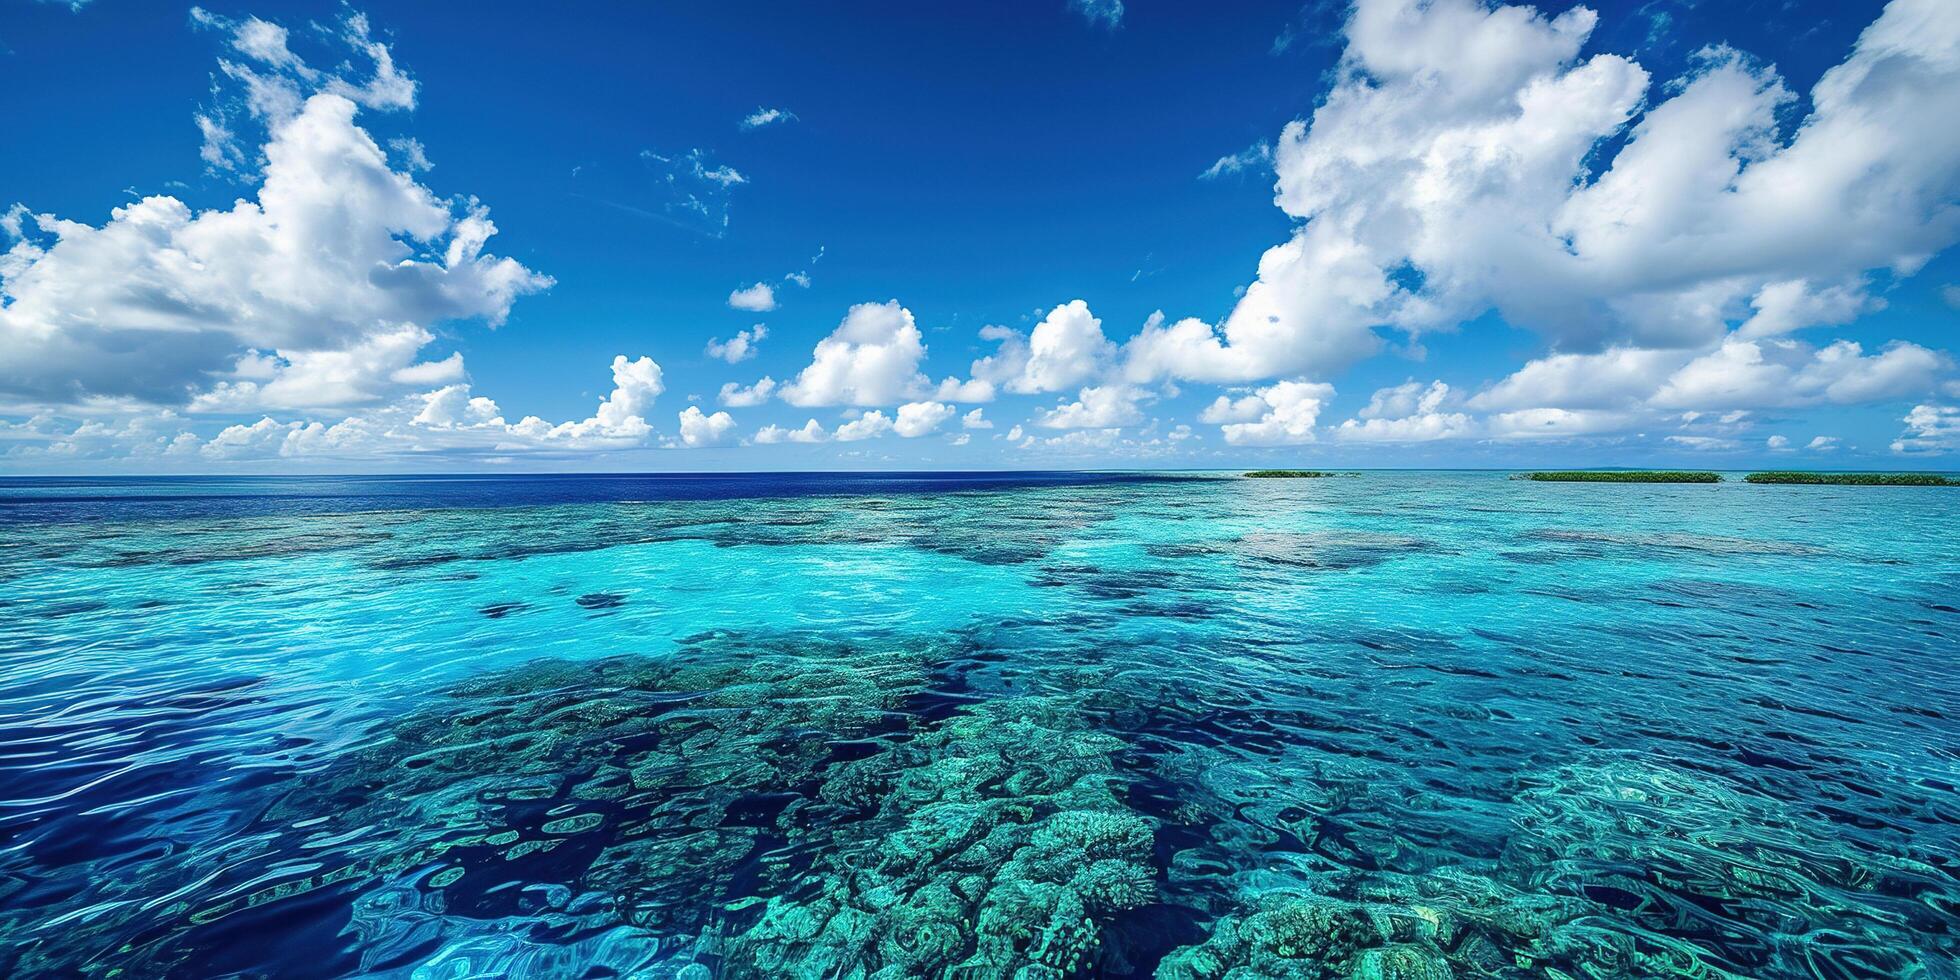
[9,623,1956,979]
[723,695,1158,977]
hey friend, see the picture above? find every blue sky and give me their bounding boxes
[1,0,1956,471]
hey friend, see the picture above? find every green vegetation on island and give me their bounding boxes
[1743,471,1959,486]
[1244,470,1338,478]
[1522,471,1723,483]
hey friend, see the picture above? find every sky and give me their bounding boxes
[1,0,1957,472]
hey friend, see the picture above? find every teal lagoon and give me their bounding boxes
[0,472,1955,977]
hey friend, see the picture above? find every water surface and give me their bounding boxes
[1,472,1955,978]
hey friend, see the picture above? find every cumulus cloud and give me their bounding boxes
[1807,435,1840,451]
[718,377,777,407]
[165,353,670,462]
[413,383,501,427]
[706,324,768,363]
[1198,393,1267,424]
[779,300,929,407]
[728,282,777,312]
[835,410,895,441]
[676,405,737,447]
[970,300,1115,395]
[187,324,464,412]
[1892,403,1960,453]
[0,411,202,461]
[894,400,956,437]
[1651,340,1947,410]
[1486,408,1642,440]
[1472,349,1684,413]
[1036,385,1148,429]
[1334,380,1475,441]
[753,419,828,444]
[1468,335,1949,440]
[1,92,549,408]
[961,408,993,430]
[932,377,996,402]
[513,355,665,445]
[1125,0,1960,388]
[1736,280,1875,339]
[1216,380,1336,445]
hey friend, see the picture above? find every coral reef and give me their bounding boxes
[14,624,1956,979]
[722,695,1159,977]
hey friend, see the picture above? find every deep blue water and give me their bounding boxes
[0,472,1955,978]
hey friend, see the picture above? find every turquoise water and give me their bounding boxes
[1,472,1956,978]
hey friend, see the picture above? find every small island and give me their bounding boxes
[1522,471,1722,483]
[1744,471,1959,486]
[1244,470,1337,478]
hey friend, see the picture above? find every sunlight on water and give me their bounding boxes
[0,473,1955,977]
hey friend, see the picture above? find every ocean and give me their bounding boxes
[1,471,1955,977]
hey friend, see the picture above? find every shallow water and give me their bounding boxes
[1,471,1956,978]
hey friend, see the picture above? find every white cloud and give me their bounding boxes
[835,410,895,441]
[1766,435,1792,450]
[1807,435,1840,451]
[1360,380,1445,420]
[894,400,956,437]
[1217,380,1336,445]
[1068,0,1123,30]
[1036,384,1147,429]
[779,300,929,406]
[413,384,501,427]
[1126,0,1960,387]
[1652,339,1948,410]
[1467,334,1951,440]
[160,353,670,461]
[754,419,828,444]
[624,148,747,237]
[189,8,417,173]
[676,405,736,447]
[511,355,664,445]
[1667,434,1743,451]
[1486,408,1642,440]
[1,93,549,408]
[187,324,464,412]
[728,282,777,312]
[970,300,1115,395]
[1199,141,1274,181]
[932,376,996,402]
[740,107,797,131]
[1472,349,1685,413]
[1,411,201,461]
[1736,280,1875,338]
[388,136,432,172]
[1198,393,1268,424]
[201,416,303,459]
[706,324,768,363]
[961,408,993,430]
[718,377,777,407]
[1892,403,1960,453]
[1334,380,1473,442]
